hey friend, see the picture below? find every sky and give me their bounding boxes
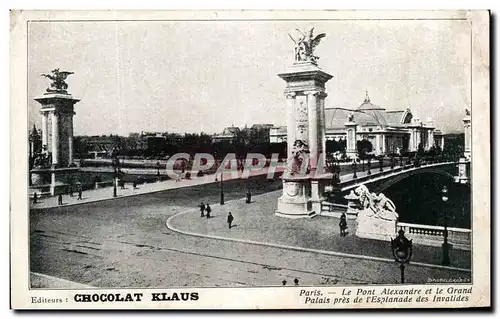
[27,18,471,136]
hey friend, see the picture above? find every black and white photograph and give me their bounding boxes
[10,9,490,309]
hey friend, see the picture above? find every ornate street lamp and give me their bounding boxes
[351,160,357,179]
[156,161,161,177]
[441,186,450,266]
[220,172,225,205]
[112,151,119,198]
[391,229,413,284]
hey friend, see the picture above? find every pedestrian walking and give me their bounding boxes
[69,186,73,197]
[33,192,38,204]
[133,180,137,189]
[57,194,63,205]
[246,190,251,204]
[78,188,83,200]
[339,212,348,237]
[206,204,211,218]
[199,202,205,217]
[294,278,299,286]
[227,212,234,229]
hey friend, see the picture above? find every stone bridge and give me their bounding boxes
[321,161,471,251]
[340,161,458,194]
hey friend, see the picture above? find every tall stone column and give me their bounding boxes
[318,92,327,170]
[381,133,386,155]
[68,114,74,165]
[345,120,357,159]
[415,129,421,150]
[41,112,48,149]
[285,92,296,159]
[306,91,319,171]
[51,111,59,166]
[441,136,445,150]
[375,134,381,155]
[428,130,433,149]
[463,114,471,160]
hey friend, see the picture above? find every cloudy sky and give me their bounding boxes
[28,18,471,136]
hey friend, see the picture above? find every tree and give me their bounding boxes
[357,139,373,159]
[326,139,346,154]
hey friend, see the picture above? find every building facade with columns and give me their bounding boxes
[271,92,444,157]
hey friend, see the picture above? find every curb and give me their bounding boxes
[165,204,471,274]
[31,173,247,210]
[31,169,286,210]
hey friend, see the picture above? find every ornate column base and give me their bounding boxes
[275,180,316,219]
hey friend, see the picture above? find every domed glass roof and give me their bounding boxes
[353,93,388,126]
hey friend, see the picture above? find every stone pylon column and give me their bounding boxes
[51,111,59,166]
[306,91,319,171]
[41,112,48,149]
[463,113,471,160]
[285,92,297,159]
[276,57,332,219]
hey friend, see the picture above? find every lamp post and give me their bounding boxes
[220,172,225,205]
[112,151,119,198]
[390,155,395,170]
[379,156,383,172]
[441,186,450,266]
[351,160,357,179]
[367,158,371,175]
[391,229,413,283]
[361,157,365,172]
[156,161,161,177]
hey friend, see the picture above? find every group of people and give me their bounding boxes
[198,202,235,229]
[199,202,212,218]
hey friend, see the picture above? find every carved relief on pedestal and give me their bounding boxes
[284,182,301,197]
[295,99,308,139]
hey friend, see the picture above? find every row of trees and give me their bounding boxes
[74,132,466,162]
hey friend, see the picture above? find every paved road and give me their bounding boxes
[31,161,418,288]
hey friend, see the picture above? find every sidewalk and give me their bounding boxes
[31,167,284,209]
[30,272,94,289]
[167,190,471,271]
[31,161,399,209]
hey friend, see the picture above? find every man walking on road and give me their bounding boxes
[57,194,63,205]
[206,204,211,219]
[339,212,348,237]
[227,212,234,229]
[77,188,83,200]
[199,202,205,217]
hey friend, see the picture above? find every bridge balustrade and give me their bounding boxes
[397,222,471,251]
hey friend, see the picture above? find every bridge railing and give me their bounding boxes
[319,202,359,219]
[397,222,471,251]
[340,161,455,192]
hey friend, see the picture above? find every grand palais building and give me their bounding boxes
[270,92,445,157]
